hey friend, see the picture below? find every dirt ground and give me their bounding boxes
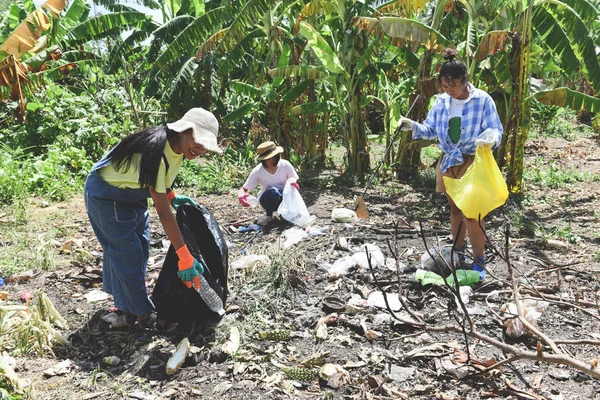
[1,134,600,400]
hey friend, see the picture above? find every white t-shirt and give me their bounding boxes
[243,159,298,198]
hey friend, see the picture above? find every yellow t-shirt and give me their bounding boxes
[98,140,183,193]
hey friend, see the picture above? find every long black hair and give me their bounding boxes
[438,48,467,84]
[105,126,179,188]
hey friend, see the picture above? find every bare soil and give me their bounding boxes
[2,135,600,400]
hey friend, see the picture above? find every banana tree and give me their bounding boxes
[0,0,67,118]
[468,0,600,192]
[354,0,449,179]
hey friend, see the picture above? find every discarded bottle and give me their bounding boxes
[197,274,225,316]
[0,276,4,287]
[246,195,259,207]
[238,224,261,233]
[415,269,480,286]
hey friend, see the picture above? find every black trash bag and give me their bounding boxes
[152,203,228,323]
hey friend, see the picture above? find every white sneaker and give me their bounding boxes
[257,215,273,226]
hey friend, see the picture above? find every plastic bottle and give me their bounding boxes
[0,276,4,287]
[197,274,225,316]
[415,269,480,286]
[247,195,259,207]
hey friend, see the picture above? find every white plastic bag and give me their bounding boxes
[280,226,309,249]
[277,178,310,226]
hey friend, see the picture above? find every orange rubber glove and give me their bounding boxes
[176,245,201,290]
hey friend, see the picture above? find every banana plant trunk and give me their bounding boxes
[500,7,532,194]
[347,83,369,175]
[395,53,432,181]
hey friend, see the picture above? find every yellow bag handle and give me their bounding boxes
[443,145,508,219]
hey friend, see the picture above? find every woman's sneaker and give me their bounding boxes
[472,256,486,280]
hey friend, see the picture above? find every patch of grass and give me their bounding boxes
[593,250,600,262]
[524,159,597,189]
[551,226,581,244]
[0,200,79,278]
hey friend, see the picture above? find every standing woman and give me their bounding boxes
[84,108,222,327]
[398,48,503,279]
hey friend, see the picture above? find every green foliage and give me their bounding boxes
[175,146,253,194]
[530,100,560,133]
[0,75,162,204]
[524,158,597,189]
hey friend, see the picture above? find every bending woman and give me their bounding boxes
[84,108,222,327]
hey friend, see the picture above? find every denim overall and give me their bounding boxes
[259,188,283,216]
[84,156,154,317]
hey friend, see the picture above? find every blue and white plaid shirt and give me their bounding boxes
[412,83,503,173]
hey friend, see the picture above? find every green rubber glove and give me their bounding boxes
[193,259,205,275]
[172,195,196,210]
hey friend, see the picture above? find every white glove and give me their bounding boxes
[398,118,414,131]
[474,129,500,148]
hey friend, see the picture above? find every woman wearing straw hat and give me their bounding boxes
[84,108,222,328]
[237,141,299,226]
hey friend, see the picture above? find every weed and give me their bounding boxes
[30,235,56,272]
[594,250,600,262]
[551,226,581,244]
[0,293,68,357]
[524,160,595,189]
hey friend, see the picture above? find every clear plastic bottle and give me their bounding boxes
[247,195,259,207]
[197,274,225,316]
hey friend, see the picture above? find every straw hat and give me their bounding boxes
[256,141,284,161]
[167,108,223,154]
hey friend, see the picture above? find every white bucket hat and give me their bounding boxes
[166,108,223,154]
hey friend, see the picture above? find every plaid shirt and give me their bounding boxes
[412,83,503,173]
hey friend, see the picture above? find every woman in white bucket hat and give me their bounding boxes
[84,108,222,329]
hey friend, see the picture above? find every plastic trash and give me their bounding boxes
[246,195,259,207]
[278,178,311,226]
[415,268,480,286]
[0,276,4,287]
[351,243,385,269]
[367,291,402,311]
[231,254,270,270]
[320,255,356,278]
[280,226,309,249]
[238,224,261,233]
[305,225,327,235]
[501,299,549,338]
[443,145,508,219]
[420,245,460,275]
[331,208,357,223]
[197,274,225,316]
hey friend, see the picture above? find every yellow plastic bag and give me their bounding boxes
[443,145,508,219]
